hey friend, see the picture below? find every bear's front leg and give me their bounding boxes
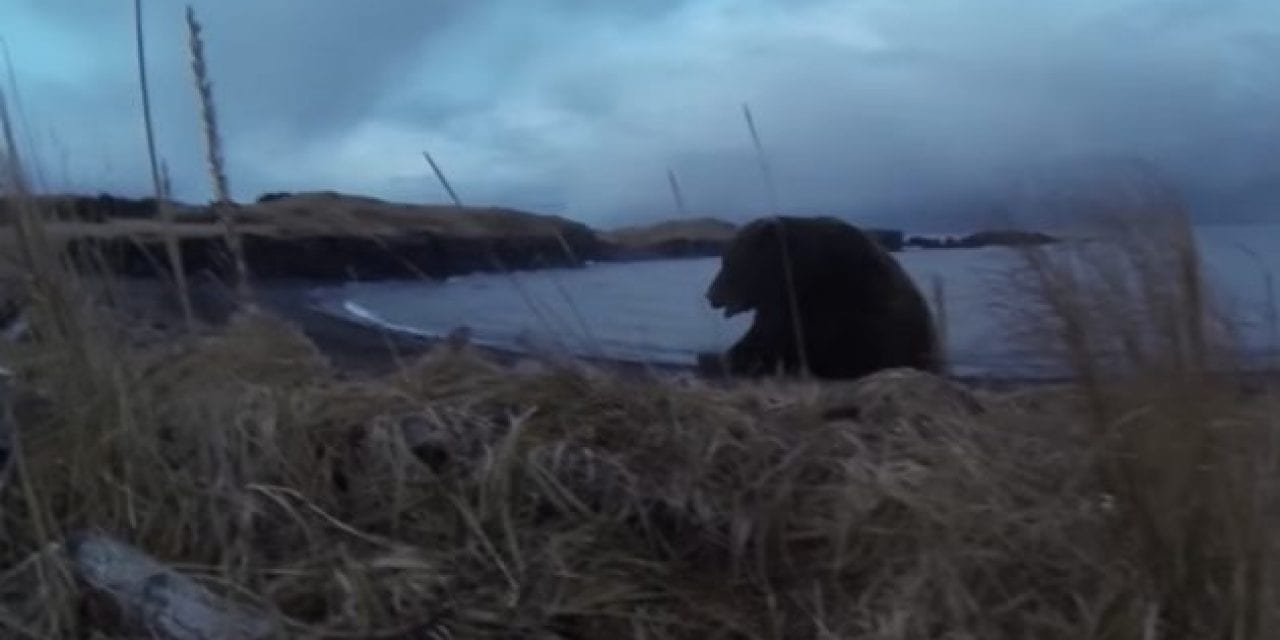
[696,351,729,377]
[725,326,778,377]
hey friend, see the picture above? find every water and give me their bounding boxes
[314,223,1280,378]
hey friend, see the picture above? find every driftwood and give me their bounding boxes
[66,532,278,640]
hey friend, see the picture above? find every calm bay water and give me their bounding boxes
[314,223,1280,378]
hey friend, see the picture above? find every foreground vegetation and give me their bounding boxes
[0,192,1276,637]
[1,5,1276,635]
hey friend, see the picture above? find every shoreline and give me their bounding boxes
[277,285,1280,393]
[250,279,712,381]
[92,275,1270,393]
[245,280,1078,390]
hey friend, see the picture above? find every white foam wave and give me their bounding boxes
[341,300,430,337]
[339,299,515,352]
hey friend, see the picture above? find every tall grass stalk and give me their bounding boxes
[931,275,949,375]
[134,0,194,329]
[185,5,252,309]
[741,102,809,377]
[0,89,83,354]
[421,149,603,360]
[1267,270,1278,369]
[666,167,688,217]
[0,38,43,191]
[1,86,132,639]
[997,190,1277,637]
[1229,242,1278,371]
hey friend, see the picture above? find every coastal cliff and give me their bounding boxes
[3,191,1052,284]
[41,192,605,281]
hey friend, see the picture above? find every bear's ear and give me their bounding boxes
[755,216,783,233]
[742,216,785,250]
[742,216,781,234]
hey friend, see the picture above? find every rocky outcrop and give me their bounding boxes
[601,216,905,258]
[870,229,905,252]
[601,217,738,260]
[905,229,1057,250]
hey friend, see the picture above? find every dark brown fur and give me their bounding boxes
[703,216,941,380]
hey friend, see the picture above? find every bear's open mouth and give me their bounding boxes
[719,302,750,318]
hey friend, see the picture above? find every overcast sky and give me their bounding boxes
[2,0,1279,230]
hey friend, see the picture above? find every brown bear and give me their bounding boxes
[700,215,941,380]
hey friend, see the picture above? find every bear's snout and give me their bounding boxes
[706,276,751,318]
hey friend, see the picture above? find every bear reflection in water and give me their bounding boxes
[698,216,941,381]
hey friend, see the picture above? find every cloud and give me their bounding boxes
[3,0,1280,230]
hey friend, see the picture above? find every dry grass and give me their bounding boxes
[0,184,1277,637]
[0,305,1125,638]
[994,186,1280,638]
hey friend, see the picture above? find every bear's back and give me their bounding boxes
[777,216,941,376]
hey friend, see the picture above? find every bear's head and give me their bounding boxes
[705,217,788,318]
[707,216,862,318]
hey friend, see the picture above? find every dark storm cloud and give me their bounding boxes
[10,0,470,134]
[2,0,473,199]
[4,0,1280,229]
